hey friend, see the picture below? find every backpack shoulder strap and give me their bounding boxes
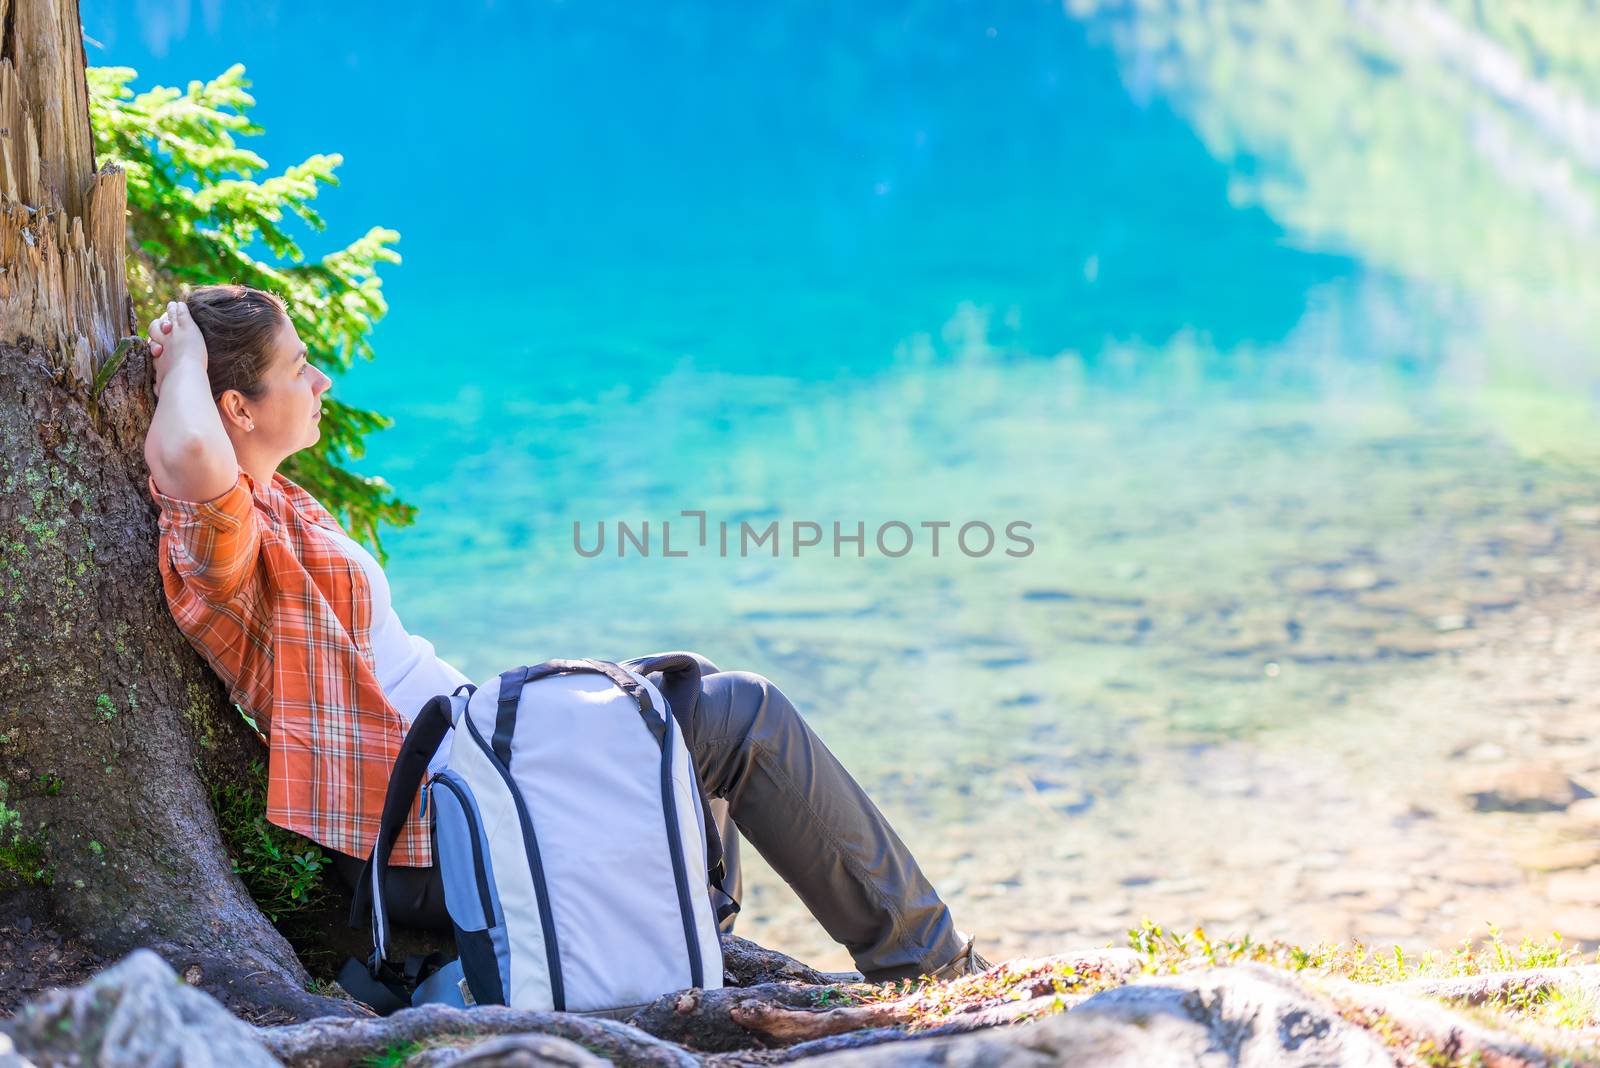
[347,687,467,969]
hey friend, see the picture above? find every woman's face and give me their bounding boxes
[246,315,332,457]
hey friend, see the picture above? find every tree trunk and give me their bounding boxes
[0,0,353,1022]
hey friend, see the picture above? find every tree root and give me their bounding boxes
[402,1033,610,1067]
[627,949,1139,1054]
[259,1004,701,1068]
[680,952,1600,1066]
[700,994,1100,1067]
[160,947,367,1027]
[260,945,1598,1068]
[26,933,1600,1068]
[1325,978,1600,1068]
[719,935,854,988]
[702,1027,924,1067]
[726,995,913,1044]
[625,984,846,1053]
[1394,964,1600,1009]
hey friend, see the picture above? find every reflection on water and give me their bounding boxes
[1072,0,1600,461]
[82,0,1600,963]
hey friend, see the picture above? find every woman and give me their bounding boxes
[144,285,988,984]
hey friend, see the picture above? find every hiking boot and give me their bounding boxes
[858,932,995,987]
[924,933,993,982]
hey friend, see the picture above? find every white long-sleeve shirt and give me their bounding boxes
[313,522,469,773]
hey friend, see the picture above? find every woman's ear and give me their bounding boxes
[217,389,252,433]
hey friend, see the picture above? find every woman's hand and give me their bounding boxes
[148,301,207,399]
[144,297,238,502]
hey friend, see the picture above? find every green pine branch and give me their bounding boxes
[88,63,413,562]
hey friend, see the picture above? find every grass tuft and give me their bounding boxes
[1122,918,1584,984]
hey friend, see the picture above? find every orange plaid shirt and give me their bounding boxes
[149,467,433,866]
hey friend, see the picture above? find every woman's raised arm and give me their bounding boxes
[143,300,239,503]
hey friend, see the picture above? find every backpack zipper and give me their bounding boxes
[462,709,566,1011]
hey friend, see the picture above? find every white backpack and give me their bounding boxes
[353,657,730,1014]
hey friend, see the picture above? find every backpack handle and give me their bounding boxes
[493,658,661,766]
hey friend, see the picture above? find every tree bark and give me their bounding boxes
[0,0,353,1022]
[720,935,860,988]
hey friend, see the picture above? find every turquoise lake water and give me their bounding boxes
[86,2,1600,960]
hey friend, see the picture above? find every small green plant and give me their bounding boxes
[356,1041,424,1068]
[209,761,333,921]
[1543,983,1599,1029]
[304,975,353,1000]
[0,799,51,886]
[1455,975,1600,1034]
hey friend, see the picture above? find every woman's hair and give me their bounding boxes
[184,284,290,402]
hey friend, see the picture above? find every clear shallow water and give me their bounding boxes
[89,1,1600,961]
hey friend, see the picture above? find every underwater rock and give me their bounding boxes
[1458,762,1593,813]
[1514,841,1600,873]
